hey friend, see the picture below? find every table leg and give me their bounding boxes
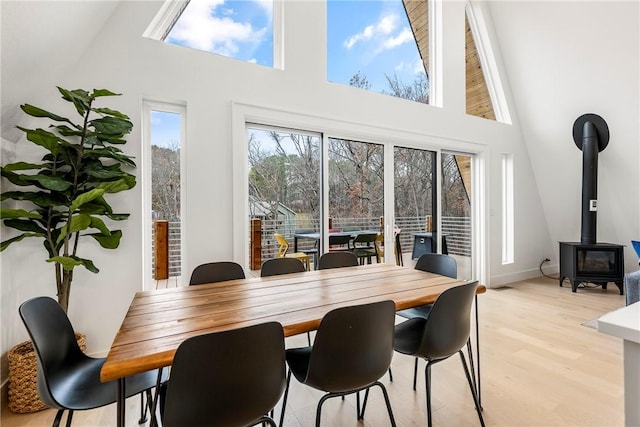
[475,295,482,409]
[117,378,126,427]
[294,236,298,252]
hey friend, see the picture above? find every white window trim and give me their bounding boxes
[501,152,514,264]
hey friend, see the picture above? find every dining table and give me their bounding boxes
[101,263,486,427]
[293,229,380,252]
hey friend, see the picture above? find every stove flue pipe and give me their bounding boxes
[572,114,609,245]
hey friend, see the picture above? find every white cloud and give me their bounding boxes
[344,13,399,50]
[169,0,267,56]
[380,27,413,51]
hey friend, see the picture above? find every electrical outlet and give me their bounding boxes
[544,258,550,262]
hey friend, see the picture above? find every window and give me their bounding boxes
[152,0,277,68]
[327,0,430,104]
[143,102,186,288]
[501,153,514,264]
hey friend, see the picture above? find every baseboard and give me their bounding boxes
[490,263,558,287]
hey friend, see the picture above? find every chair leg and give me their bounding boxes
[360,388,370,419]
[315,393,333,427]
[388,367,393,381]
[138,391,148,424]
[256,415,277,427]
[425,361,434,427]
[356,390,362,420]
[360,382,396,426]
[52,409,65,427]
[278,370,292,427]
[458,350,486,427]
[413,357,419,390]
[466,338,480,409]
[64,410,74,427]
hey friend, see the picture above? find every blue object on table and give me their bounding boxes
[632,240,640,260]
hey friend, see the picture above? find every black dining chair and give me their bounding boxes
[19,296,167,427]
[161,322,286,427]
[352,233,379,265]
[279,300,397,427]
[189,261,245,285]
[317,251,359,270]
[394,281,485,427]
[328,234,353,252]
[261,257,306,277]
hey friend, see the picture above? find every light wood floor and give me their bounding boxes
[1,275,626,426]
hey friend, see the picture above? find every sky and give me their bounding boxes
[156,0,427,150]
[165,0,426,93]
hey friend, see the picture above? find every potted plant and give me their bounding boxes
[1,86,136,412]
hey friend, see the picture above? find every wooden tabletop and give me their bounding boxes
[101,264,485,382]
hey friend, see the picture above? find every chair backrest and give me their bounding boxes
[318,251,359,269]
[328,234,352,248]
[417,281,478,360]
[18,296,85,408]
[304,300,396,393]
[261,258,306,277]
[189,262,245,286]
[352,232,377,246]
[624,270,640,306]
[162,322,286,427]
[414,253,457,279]
[274,233,290,257]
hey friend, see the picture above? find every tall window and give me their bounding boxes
[441,152,473,280]
[327,0,430,104]
[247,126,321,268]
[143,102,185,287]
[162,0,275,67]
[502,153,514,264]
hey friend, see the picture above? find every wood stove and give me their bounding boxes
[559,114,624,294]
[559,242,624,293]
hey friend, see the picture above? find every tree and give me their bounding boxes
[151,142,180,221]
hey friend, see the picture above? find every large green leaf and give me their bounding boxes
[58,87,90,116]
[86,168,126,180]
[2,162,49,172]
[18,127,61,155]
[91,89,120,98]
[90,229,122,249]
[105,213,130,221]
[88,216,111,235]
[1,233,41,251]
[47,255,83,271]
[69,189,106,212]
[23,174,72,191]
[98,177,135,193]
[20,104,74,126]
[1,191,67,206]
[90,116,133,136]
[3,219,46,234]
[0,208,42,219]
[53,124,83,137]
[93,107,129,119]
[1,169,31,186]
[55,213,92,245]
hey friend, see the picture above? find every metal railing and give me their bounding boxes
[155,216,471,278]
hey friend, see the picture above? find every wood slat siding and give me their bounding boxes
[465,15,496,120]
[403,0,430,76]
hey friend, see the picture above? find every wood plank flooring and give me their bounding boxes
[1,275,626,426]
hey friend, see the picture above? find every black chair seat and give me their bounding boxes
[396,304,432,320]
[284,347,312,384]
[392,317,426,356]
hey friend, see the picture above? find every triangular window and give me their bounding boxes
[465,4,511,123]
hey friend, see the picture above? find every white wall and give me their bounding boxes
[487,1,640,271]
[1,0,553,371]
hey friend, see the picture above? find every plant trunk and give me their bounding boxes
[57,269,72,313]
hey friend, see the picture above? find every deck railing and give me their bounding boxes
[154,216,471,278]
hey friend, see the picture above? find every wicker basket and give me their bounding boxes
[8,333,86,413]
